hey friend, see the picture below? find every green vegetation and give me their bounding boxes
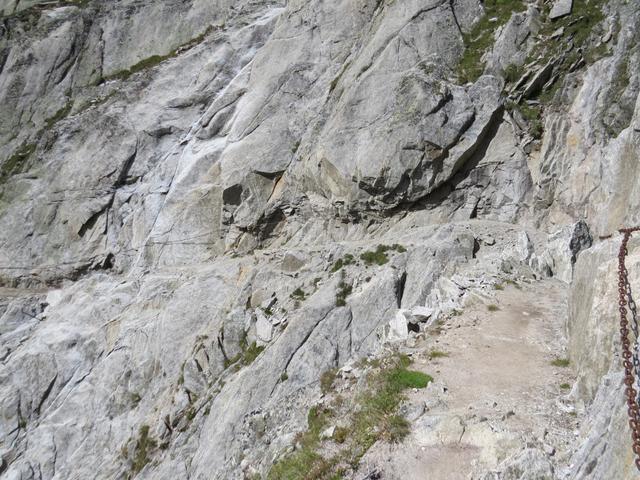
[560,383,571,390]
[487,304,500,312]
[429,350,450,360]
[494,283,504,291]
[551,358,570,368]
[291,287,307,301]
[224,333,265,369]
[320,368,338,394]
[259,305,274,316]
[1,142,36,182]
[457,0,526,84]
[44,99,73,130]
[129,392,142,406]
[360,244,406,267]
[267,355,432,479]
[131,425,157,475]
[505,100,544,139]
[335,281,353,307]
[281,372,289,382]
[331,254,355,273]
[104,27,213,82]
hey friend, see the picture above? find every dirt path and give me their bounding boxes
[359,279,577,479]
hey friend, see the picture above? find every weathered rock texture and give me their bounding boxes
[1,0,639,478]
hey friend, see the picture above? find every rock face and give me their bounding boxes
[1,0,640,478]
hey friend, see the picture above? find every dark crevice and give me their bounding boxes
[35,373,57,416]
[77,207,107,238]
[448,0,464,36]
[396,271,407,308]
[391,106,505,214]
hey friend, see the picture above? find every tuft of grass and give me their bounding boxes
[333,427,349,444]
[131,425,157,475]
[1,142,36,181]
[429,350,450,360]
[44,99,73,129]
[336,282,353,307]
[331,254,355,273]
[268,355,431,479]
[560,383,571,390]
[130,392,142,406]
[494,283,504,291]
[359,244,407,267]
[320,368,338,394]
[241,342,265,366]
[224,334,265,369]
[487,304,500,312]
[551,358,570,368]
[291,287,307,301]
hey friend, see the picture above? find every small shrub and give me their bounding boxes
[560,383,571,390]
[494,284,504,291]
[331,254,355,273]
[281,372,289,382]
[487,304,500,312]
[360,247,388,266]
[291,287,306,301]
[551,358,570,368]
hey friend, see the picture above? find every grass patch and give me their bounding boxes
[131,425,157,475]
[44,99,73,130]
[457,0,527,84]
[224,333,265,369]
[429,350,450,360]
[104,26,213,82]
[560,383,571,390]
[291,287,307,301]
[320,368,338,394]
[506,100,544,139]
[551,358,570,368]
[336,282,353,307]
[331,254,355,273]
[487,304,500,312]
[493,283,504,291]
[1,142,36,181]
[268,355,432,479]
[360,244,405,267]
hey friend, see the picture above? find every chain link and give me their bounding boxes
[621,265,640,408]
[617,227,640,471]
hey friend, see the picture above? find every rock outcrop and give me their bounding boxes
[1,0,639,478]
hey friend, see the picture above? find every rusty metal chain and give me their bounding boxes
[622,269,640,406]
[617,227,640,471]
